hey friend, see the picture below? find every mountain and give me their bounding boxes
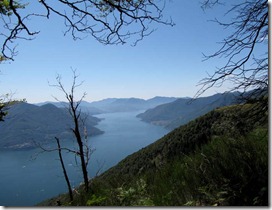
[0,102,104,150]
[39,101,268,206]
[35,101,104,115]
[91,98,146,112]
[89,97,178,113]
[145,96,180,107]
[35,101,67,108]
[36,97,178,114]
[137,92,239,130]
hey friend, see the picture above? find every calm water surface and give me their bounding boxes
[0,111,168,206]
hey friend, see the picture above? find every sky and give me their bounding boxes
[0,0,264,103]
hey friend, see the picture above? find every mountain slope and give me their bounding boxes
[36,97,178,114]
[0,102,103,150]
[39,101,268,206]
[36,101,104,115]
[88,97,178,113]
[137,92,239,129]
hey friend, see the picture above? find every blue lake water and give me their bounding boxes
[0,111,168,206]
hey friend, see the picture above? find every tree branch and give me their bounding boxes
[196,0,268,100]
[0,0,174,60]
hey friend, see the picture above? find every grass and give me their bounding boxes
[38,102,268,206]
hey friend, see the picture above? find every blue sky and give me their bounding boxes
[0,0,256,103]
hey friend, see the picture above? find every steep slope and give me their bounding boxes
[40,101,268,206]
[0,102,103,150]
[137,92,238,129]
[92,102,268,206]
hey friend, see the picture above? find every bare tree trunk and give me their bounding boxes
[50,70,91,193]
[55,137,73,201]
[70,106,89,192]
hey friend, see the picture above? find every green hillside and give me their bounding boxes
[0,102,104,150]
[38,101,268,206]
[137,92,238,129]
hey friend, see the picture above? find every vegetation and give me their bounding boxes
[1,0,267,206]
[137,92,238,129]
[0,95,26,123]
[0,97,8,122]
[38,101,268,206]
[0,102,103,150]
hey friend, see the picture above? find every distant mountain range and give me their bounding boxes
[137,92,240,130]
[0,102,103,150]
[1,93,240,150]
[36,96,179,114]
[1,96,178,150]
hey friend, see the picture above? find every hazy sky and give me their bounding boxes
[0,0,260,103]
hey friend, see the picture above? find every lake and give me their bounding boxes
[0,111,169,206]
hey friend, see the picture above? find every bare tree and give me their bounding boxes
[50,69,92,192]
[55,137,74,202]
[36,134,94,202]
[196,0,268,107]
[0,0,174,60]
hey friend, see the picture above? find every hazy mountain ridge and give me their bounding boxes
[35,101,104,115]
[87,96,179,113]
[36,96,179,114]
[0,102,103,150]
[137,92,239,130]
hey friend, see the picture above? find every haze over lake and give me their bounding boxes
[0,111,168,206]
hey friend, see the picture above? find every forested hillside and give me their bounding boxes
[0,102,103,150]
[137,92,238,129]
[39,100,268,206]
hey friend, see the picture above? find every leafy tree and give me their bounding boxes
[197,0,268,105]
[0,0,174,60]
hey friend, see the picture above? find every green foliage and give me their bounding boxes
[0,55,7,61]
[201,128,267,205]
[149,127,268,206]
[0,0,25,16]
[0,94,12,122]
[138,92,238,130]
[38,102,268,206]
[115,179,154,206]
[0,96,26,122]
[86,194,106,206]
[85,103,267,206]
[0,101,8,121]
[0,0,12,16]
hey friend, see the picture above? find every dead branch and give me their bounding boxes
[196,0,268,101]
[1,0,174,60]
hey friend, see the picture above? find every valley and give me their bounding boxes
[0,92,268,206]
